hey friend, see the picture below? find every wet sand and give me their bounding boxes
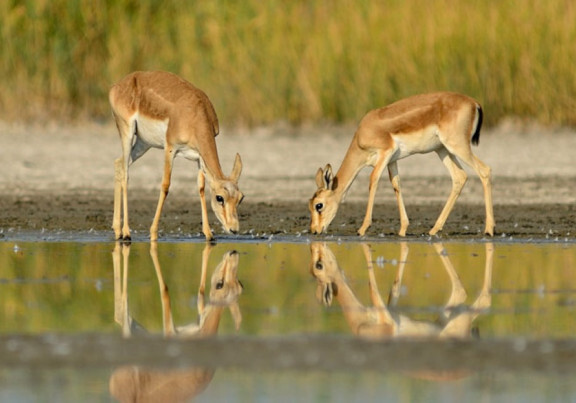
[0,121,574,241]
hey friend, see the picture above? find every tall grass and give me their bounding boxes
[1,0,576,126]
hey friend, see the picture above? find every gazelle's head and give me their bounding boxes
[309,164,340,234]
[209,250,243,306]
[309,242,340,306]
[210,153,244,234]
[178,248,243,337]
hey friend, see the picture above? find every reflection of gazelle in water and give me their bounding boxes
[310,242,493,340]
[110,242,243,402]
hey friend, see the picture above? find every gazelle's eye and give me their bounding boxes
[216,280,224,289]
[315,203,324,212]
[315,261,324,270]
[216,195,224,205]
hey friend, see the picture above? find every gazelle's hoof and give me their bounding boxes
[204,231,215,243]
[429,227,441,236]
[357,224,370,237]
[117,233,131,243]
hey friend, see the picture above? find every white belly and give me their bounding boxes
[391,126,442,160]
[177,145,201,161]
[132,113,201,162]
[135,113,169,148]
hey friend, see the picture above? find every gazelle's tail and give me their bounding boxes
[471,105,483,146]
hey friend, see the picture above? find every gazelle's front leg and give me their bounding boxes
[197,170,214,241]
[120,157,132,240]
[358,152,390,236]
[113,158,124,240]
[150,242,176,336]
[198,243,214,314]
[387,162,409,236]
[150,147,175,241]
[388,242,409,306]
[362,244,394,320]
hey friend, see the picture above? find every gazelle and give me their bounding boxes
[110,71,244,241]
[309,92,494,237]
[310,242,493,340]
[111,242,243,401]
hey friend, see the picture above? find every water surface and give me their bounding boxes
[1,240,575,402]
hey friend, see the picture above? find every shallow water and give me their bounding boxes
[1,239,576,402]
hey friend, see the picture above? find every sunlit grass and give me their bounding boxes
[1,1,575,126]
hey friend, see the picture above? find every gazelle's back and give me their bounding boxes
[109,71,219,137]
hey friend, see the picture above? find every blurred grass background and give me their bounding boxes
[1,0,575,127]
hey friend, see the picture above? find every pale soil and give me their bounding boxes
[0,121,574,241]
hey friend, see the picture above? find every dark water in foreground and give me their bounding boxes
[1,240,575,402]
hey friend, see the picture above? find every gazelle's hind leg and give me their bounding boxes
[432,243,468,309]
[448,145,494,236]
[113,116,136,240]
[471,242,494,312]
[469,155,493,236]
[112,242,133,337]
[439,242,494,338]
[433,242,474,339]
[429,148,468,236]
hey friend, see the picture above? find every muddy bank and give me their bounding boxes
[0,188,573,241]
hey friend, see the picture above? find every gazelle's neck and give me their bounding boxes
[199,157,224,183]
[197,141,225,182]
[196,305,225,336]
[332,276,370,333]
[333,140,368,201]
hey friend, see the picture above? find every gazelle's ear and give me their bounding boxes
[316,164,334,190]
[321,282,334,307]
[324,164,334,189]
[230,153,242,182]
[315,167,325,189]
[229,302,242,330]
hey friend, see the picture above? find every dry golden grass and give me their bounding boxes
[1,1,575,126]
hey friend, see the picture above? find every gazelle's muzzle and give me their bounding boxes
[309,213,323,234]
[215,207,240,235]
[223,216,239,234]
